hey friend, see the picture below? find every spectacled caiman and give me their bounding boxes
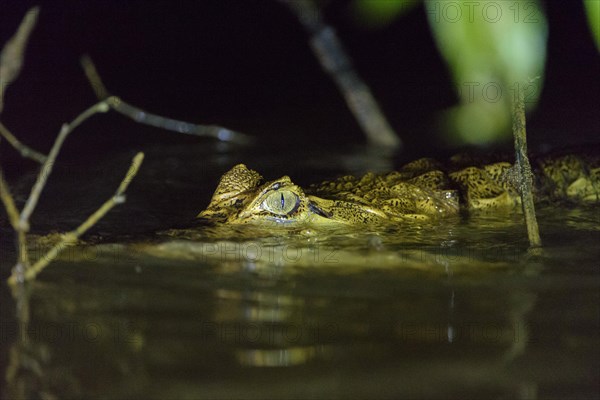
[197,148,600,226]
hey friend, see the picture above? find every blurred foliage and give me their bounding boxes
[350,0,421,27]
[583,0,600,51]
[349,0,599,146]
[424,0,548,145]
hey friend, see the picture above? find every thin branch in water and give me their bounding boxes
[278,0,402,149]
[8,152,145,285]
[0,121,47,163]
[0,9,145,286]
[18,101,110,230]
[0,168,21,229]
[511,79,541,248]
[0,6,40,113]
[80,55,253,145]
[0,168,30,277]
[0,7,41,276]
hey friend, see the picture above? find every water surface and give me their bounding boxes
[1,143,598,399]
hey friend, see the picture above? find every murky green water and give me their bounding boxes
[1,144,599,399]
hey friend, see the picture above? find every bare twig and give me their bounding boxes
[0,168,21,228]
[8,152,145,285]
[108,96,251,142]
[0,6,40,113]
[0,169,30,278]
[511,79,541,247]
[0,9,146,287]
[80,54,109,99]
[18,101,110,230]
[80,55,253,144]
[1,100,109,276]
[0,7,41,278]
[0,121,47,163]
[0,7,47,163]
[279,0,402,149]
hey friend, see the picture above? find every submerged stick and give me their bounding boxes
[8,152,145,285]
[279,0,402,149]
[0,7,39,113]
[80,55,252,144]
[511,81,542,247]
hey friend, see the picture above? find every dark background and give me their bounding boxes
[1,0,598,172]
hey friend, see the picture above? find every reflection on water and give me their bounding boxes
[1,144,599,399]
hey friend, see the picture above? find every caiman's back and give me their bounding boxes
[197,147,600,226]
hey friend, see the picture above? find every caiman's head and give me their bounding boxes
[197,164,387,226]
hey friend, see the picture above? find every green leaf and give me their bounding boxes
[583,0,600,51]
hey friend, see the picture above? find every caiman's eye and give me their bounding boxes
[262,190,299,216]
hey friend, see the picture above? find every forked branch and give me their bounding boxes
[7,152,145,285]
[0,8,146,285]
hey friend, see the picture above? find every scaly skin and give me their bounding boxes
[197,150,600,226]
